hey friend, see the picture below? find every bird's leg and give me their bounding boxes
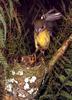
[40,50,46,65]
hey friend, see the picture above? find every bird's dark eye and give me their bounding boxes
[41,24,46,29]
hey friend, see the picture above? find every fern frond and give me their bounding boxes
[8,0,14,19]
[0,29,5,48]
[0,7,7,45]
[0,49,9,68]
[60,90,72,100]
[58,74,66,82]
[65,81,72,86]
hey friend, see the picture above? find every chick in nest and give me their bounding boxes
[21,54,36,66]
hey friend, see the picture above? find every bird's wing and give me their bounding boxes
[41,9,62,21]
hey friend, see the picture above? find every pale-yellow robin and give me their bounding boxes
[34,9,62,53]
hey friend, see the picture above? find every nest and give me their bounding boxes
[0,0,72,100]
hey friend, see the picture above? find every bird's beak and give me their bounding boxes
[41,9,62,21]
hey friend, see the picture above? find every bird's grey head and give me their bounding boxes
[34,19,46,33]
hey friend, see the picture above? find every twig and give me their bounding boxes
[61,0,66,14]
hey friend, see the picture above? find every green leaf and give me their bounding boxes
[60,91,72,100]
[0,7,7,42]
[8,0,14,19]
[0,14,6,43]
[65,81,72,86]
[0,49,9,69]
[0,29,5,47]
[59,75,66,82]
[65,69,72,75]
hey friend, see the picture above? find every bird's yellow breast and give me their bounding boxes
[35,29,50,49]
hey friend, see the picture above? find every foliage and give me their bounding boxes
[0,0,26,93]
[0,6,6,48]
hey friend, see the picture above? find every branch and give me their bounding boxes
[47,34,72,72]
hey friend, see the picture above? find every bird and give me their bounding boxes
[34,19,50,54]
[34,9,62,54]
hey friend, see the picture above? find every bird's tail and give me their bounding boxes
[41,9,62,21]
